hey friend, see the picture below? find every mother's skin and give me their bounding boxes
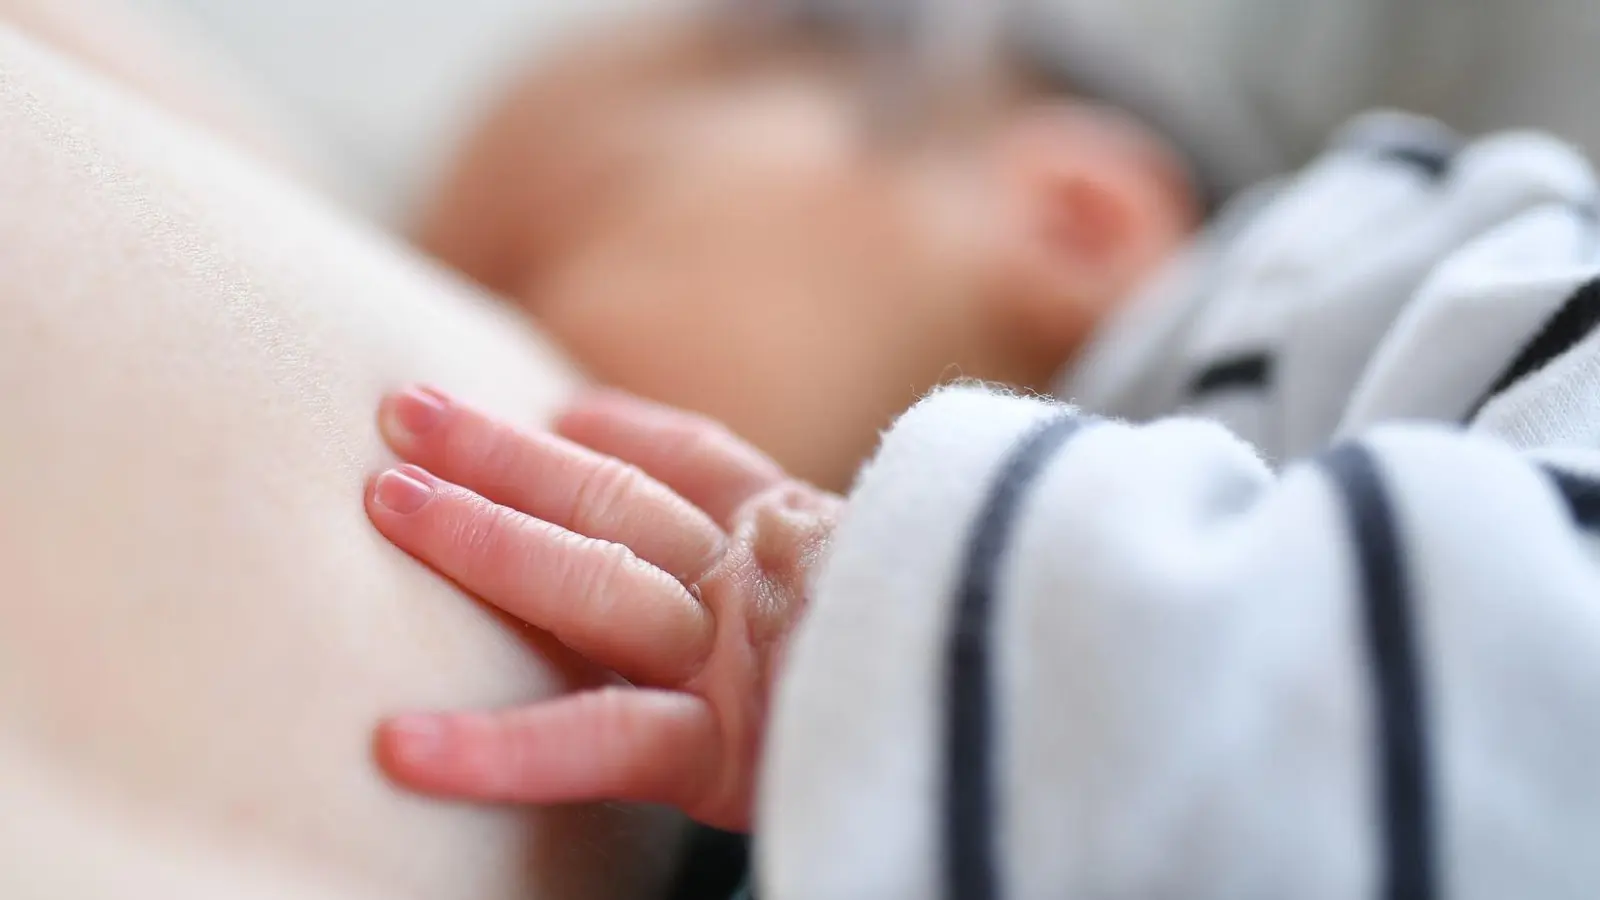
[0,19,680,900]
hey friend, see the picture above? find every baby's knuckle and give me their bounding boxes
[573,537,646,600]
[573,457,646,527]
[452,503,520,562]
[596,537,645,575]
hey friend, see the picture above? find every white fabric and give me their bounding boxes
[759,118,1600,897]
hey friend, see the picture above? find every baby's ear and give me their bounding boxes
[980,102,1198,355]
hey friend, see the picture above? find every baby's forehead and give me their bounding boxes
[530,10,917,122]
[517,23,862,157]
[505,13,1014,219]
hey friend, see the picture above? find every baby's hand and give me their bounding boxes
[364,387,842,831]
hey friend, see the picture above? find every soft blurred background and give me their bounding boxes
[135,0,645,222]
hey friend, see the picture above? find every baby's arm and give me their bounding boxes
[361,380,1600,895]
[761,386,1600,898]
[364,387,840,832]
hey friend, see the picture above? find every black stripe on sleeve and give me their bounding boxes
[945,414,1086,900]
[1372,143,1456,181]
[1468,278,1600,422]
[1339,123,1462,182]
[1188,352,1274,398]
[1337,115,1465,182]
[1323,444,1438,900]
[1542,466,1600,531]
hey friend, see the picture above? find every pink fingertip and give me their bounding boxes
[371,468,434,516]
[380,714,448,769]
[381,386,450,450]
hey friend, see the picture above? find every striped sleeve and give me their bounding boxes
[756,385,1600,900]
[1335,192,1600,442]
[1061,115,1598,459]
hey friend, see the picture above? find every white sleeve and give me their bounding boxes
[757,385,1600,900]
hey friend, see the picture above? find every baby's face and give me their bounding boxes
[421,24,1194,488]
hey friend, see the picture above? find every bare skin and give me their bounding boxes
[0,0,315,180]
[365,388,841,832]
[0,12,680,900]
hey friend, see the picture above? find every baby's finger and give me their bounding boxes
[380,386,725,585]
[556,390,785,528]
[367,467,713,685]
[376,688,721,817]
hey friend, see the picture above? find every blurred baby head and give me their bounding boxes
[421,8,1198,488]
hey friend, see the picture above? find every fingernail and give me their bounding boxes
[383,386,450,447]
[385,715,447,767]
[373,468,434,515]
